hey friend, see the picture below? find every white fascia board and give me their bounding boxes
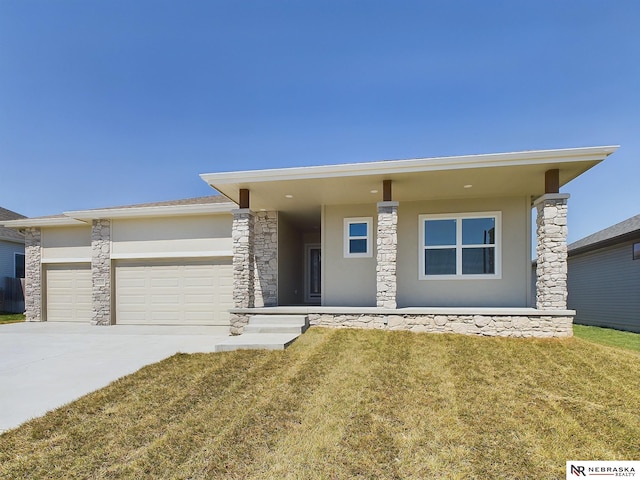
[111,251,233,260]
[0,217,89,228]
[41,257,91,264]
[64,202,236,220]
[201,146,619,186]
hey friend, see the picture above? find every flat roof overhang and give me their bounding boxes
[201,146,618,211]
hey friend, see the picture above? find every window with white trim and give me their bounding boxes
[344,217,372,258]
[419,212,501,279]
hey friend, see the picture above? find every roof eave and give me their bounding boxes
[201,145,619,187]
[1,217,89,228]
[569,230,640,257]
[64,202,237,220]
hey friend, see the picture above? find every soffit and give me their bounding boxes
[203,146,618,211]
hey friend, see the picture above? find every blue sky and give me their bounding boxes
[1,0,638,242]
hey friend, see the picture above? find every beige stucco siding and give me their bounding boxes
[111,215,232,258]
[397,196,530,307]
[41,226,91,261]
[323,204,377,306]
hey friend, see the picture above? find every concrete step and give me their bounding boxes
[243,324,304,334]
[213,333,300,352]
[248,315,308,326]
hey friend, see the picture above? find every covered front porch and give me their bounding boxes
[200,146,618,337]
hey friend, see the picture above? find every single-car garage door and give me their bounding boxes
[115,259,233,326]
[45,263,92,322]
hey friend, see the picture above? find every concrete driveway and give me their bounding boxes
[0,322,229,432]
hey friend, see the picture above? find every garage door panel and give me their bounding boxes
[116,260,232,326]
[46,264,92,322]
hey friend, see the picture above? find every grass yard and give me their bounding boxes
[573,324,640,353]
[0,313,25,325]
[1,327,639,479]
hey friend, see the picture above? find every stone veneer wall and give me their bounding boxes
[535,194,569,310]
[229,312,573,337]
[91,219,112,325]
[253,211,278,308]
[24,227,42,321]
[307,313,573,337]
[376,201,398,309]
[231,209,254,334]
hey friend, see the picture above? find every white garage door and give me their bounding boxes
[115,259,233,326]
[46,264,92,322]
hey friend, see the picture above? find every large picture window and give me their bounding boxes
[419,212,501,279]
[344,217,373,258]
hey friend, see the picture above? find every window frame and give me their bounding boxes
[418,211,502,280]
[633,242,640,261]
[14,252,26,279]
[344,217,373,258]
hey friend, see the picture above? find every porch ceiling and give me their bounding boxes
[201,146,618,211]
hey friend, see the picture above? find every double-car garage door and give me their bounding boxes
[45,259,233,326]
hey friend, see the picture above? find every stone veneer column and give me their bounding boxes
[232,209,255,309]
[253,211,278,307]
[24,227,42,321]
[91,219,112,325]
[534,194,570,310]
[376,201,399,309]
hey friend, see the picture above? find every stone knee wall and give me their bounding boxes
[307,313,573,338]
[230,313,250,335]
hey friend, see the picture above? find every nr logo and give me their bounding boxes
[570,464,586,476]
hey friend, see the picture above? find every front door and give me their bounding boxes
[305,244,321,304]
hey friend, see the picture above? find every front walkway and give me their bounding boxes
[0,322,229,432]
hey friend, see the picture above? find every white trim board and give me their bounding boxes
[110,251,233,260]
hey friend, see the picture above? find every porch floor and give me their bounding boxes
[231,306,576,316]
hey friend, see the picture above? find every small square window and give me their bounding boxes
[634,242,640,260]
[344,217,373,258]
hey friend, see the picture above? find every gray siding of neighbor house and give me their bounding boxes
[568,239,640,333]
[0,240,25,279]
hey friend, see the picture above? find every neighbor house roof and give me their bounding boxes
[1,195,235,228]
[0,207,26,243]
[568,214,640,256]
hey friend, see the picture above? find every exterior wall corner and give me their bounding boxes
[253,210,278,307]
[535,194,569,310]
[24,227,42,321]
[376,202,398,308]
[232,210,255,310]
[91,219,112,325]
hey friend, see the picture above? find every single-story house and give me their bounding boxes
[567,214,640,333]
[2,146,618,337]
[0,207,26,313]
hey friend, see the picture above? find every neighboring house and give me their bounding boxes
[2,146,618,338]
[567,214,640,333]
[0,207,26,313]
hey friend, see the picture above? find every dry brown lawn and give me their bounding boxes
[1,327,639,479]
